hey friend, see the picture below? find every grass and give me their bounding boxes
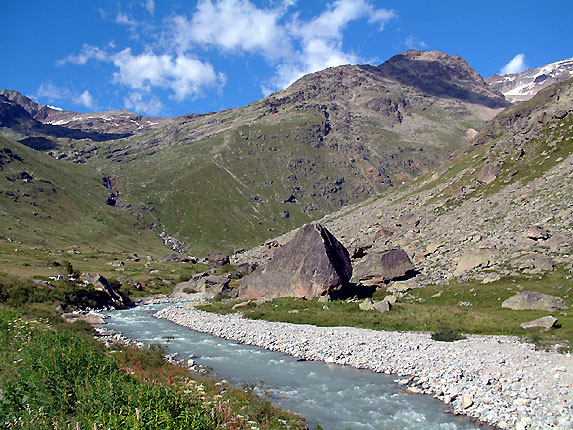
[0,307,305,429]
[200,267,573,350]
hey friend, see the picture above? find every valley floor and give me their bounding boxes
[156,305,572,430]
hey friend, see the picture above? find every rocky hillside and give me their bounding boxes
[1,50,509,254]
[236,78,573,287]
[486,57,573,103]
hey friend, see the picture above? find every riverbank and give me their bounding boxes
[155,305,573,429]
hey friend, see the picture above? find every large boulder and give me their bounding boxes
[454,248,498,277]
[88,274,126,309]
[521,316,558,329]
[502,291,568,311]
[174,274,231,296]
[239,223,352,299]
[352,249,414,285]
[513,253,554,272]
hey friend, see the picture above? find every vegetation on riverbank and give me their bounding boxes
[200,267,572,351]
[0,270,306,429]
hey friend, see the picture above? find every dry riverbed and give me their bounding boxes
[155,305,573,429]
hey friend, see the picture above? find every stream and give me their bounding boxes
[101,303,482,430]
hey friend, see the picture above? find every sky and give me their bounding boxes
[1,0,572,117]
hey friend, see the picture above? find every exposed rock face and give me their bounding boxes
[239,223,352,299]
[174,274,231,296]
[477,163,500,184]
[352,248,415,285]
[513,253,554,272]
[502,291,568,311]
[486,57,573,103]
[520,316,558,329]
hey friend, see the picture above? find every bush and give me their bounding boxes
[431,326,466,342]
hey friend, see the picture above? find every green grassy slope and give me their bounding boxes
[0,135,169,255]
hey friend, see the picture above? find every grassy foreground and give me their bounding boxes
[201,268,572,351]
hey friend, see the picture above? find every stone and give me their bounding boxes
[477,163,500,184]
[317,295,331,303]
[454,248,498,277]
[520,316,558,329]
[373,300,391,313]
[502,291,568,311]
[359,299,375,311]
[87,274,126,309]
[513,253,554,272]
[239,223,352,299]
[383,295,397,305]
[461,394,474,409]
[161,253,182,263]
[525,226,549,240]
[232,301,254,310]
[352,248,415,284]
[236,262,258,274]
[173,274,231,296]
[209,253,230,268]
[62,313,105,325]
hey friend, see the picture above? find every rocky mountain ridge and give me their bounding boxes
[486,57,573,103]
[235,78,573,288]
[0,50,538,254]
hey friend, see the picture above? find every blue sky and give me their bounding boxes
[2,0,572,117]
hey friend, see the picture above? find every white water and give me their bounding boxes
[102,304,481,430]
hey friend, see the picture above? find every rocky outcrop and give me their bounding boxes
[502,291,568,311]
[240,223,352,299]
[209,253,230,268]
[352,248,415,285]
[453,249,498,277]
[87,274,126,309]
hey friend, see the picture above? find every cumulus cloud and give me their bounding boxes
[59,44,109,65]
[74,90,95,109]
[169,0,291,59]
[500,53,528,75]
[111,49,226,101]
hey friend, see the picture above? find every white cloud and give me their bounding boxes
[144,0,155,15]
[111,49,226,101]
[500,53,528,75]
[37,81,68,100]
[169,0,291,59]
[59,44,108,65]
[74,90,95,109]
[404,35,426,50]
[268,0,396,90]
[115,12,137,27]
[124,92,163,115]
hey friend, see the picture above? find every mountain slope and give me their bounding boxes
[237,78,573,285]
[486,57,573,103]
[1,50,509,254]
[0,135,169,254]
[87,50,508,253]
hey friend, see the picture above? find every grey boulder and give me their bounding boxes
[502,291,568,311]
[352,248,415,285]
[239,223,352,299]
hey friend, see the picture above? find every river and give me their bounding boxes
[102,303,481,430]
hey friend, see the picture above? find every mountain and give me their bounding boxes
[0,134,169,254]
[238,78,573,286]
[1,50,509,254]
[486,57,573,103]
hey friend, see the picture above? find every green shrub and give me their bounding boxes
[431,326,466,342]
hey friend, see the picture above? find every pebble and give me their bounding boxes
[155,306,573,429]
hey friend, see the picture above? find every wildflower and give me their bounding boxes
[12,359,23,364]
[136,408,140,421]
[211,408,215,418]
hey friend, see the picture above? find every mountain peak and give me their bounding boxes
[375,50,509,109]
[486,57,573,103]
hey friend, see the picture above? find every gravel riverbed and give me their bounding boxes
[155,305,572,429]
